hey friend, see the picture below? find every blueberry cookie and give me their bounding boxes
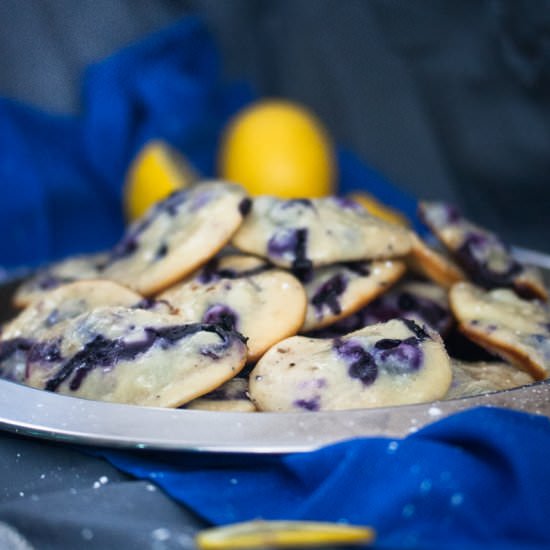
[310,280,453,338]
[449,282,550,380]
[185,377,256,412]
[419,201,547,300]
[13,252,108,308]
[100,181,249,295]
[407,232,465,289]
[3,280,142,341]
[21,306,248,407]
[301,260,406,332]
[159,254,307,362]
[249,318,452,411]
[446,359,534,400]
[232,196,411,280]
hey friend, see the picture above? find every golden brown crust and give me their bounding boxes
[408,233,465,289]
[456,322,547,381]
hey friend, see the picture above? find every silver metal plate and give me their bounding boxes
[1,247,549,454]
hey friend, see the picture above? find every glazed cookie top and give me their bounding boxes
[301,260,406,332]
[100,181,249,296]
[446,360,534,400]
[449,282,550,380]
[13,252,108,308]
[249,318,452,411]
[159,254,307,362]
[2,280,143,341]
[22,306,248,407]
[419,201,547,300]
[232,196,412,280]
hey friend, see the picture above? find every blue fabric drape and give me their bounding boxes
[0,16,418,270]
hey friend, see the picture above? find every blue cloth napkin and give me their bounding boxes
[0,16,418,271]
[100,407,550,549]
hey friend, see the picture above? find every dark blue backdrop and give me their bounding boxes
[0,16,418,271]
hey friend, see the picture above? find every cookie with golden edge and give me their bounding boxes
[232,196,411,280]
[449,282,550,380]
[407,232,465,289]
[101,181,249,296]
[159,254,307,362]
[3,280,143,341]
[308,279,453,338]
[21,306,248,407]
[419,201,547,300]
[185,378,256,412]
[301,260,406,332]
[13,252,108,308]
[249,318,452,412]
[445,359,534,400]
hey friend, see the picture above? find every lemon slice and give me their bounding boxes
[349,192,409,227]
[123,140,198,221]
[195,520,375,549]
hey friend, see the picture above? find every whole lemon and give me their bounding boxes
[219,100,335,198]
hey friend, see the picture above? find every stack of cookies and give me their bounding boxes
[0,182,546,412]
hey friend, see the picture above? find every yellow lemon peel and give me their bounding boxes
[195,520,375,549]
[123,140,198,221]
[219,100,335,199]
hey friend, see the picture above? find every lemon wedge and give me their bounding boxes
[195,520,375,549]
[123,140,198,221]
[349,192,409,227]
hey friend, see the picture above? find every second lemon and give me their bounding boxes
[219,100,335,198]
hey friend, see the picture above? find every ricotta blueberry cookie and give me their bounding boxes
[232,196,412,280]
[21,306,248,407]
[445,359,534,400]
[449,282,550,380]
[13,252,108,308]
[159,254,307,362]
[249,318,452,411]
[310,280,453,338]
[100,181,250,296]
[407,232,465,289]
[184,377,256,412]
[301,260,406,332]
[419,201,547,300]
[2,280,143,341]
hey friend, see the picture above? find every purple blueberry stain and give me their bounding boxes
[190,190,214,212]
[154,243,169,260]
[311,274,348,317]
[268,228,313,282]
[373,337,423,373]
[36,274,74,291]
[335,339,378,386]
[294,395,321,411]
[44,322,244,392]
[268,228,301,258]
[330,196,363,212]
[202,304,239,331]
[402,318,430,341]
[198,258,270,284]
[238,198,252,217]
[342,261,371,277]
[455,231,522,289]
